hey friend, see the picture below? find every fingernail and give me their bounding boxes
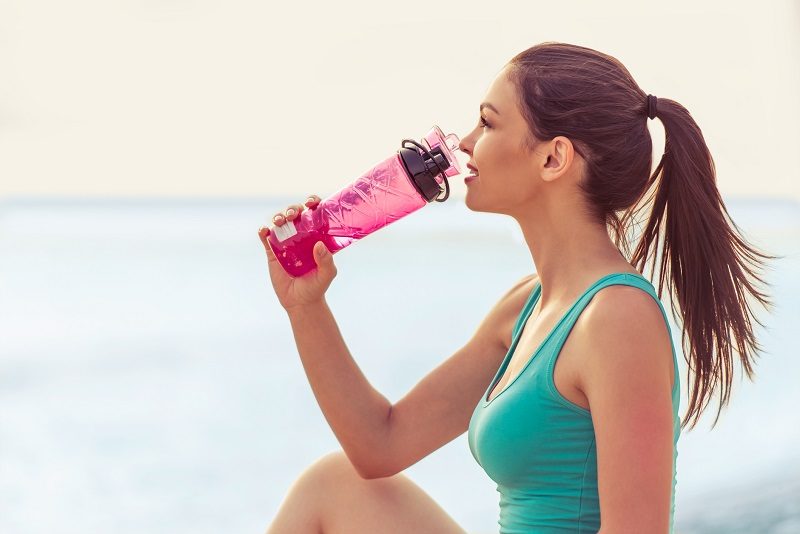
[287,209,295,216]
[273,215,282,221]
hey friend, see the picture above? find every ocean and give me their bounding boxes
[0,196,798,533]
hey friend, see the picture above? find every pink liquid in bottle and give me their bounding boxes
[267,125,462,277]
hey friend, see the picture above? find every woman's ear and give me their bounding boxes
[540,136,575,183]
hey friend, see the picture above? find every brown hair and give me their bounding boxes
[505,42,782,431]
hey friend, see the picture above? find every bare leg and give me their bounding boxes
[266,450,468,534]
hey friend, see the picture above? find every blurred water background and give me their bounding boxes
[0,195,798,534]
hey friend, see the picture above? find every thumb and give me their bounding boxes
[314,241,333,265]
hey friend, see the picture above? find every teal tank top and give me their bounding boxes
[467,272,681,533]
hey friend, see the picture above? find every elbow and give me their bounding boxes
[354,462,381,480]
[357,411,399,479]
[357,459,399,480]
[360,470,387,480]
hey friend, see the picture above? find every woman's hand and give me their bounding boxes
[257,194,338,312]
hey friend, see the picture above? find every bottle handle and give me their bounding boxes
[399,138,450,203]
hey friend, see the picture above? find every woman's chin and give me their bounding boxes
[464,191,484,212]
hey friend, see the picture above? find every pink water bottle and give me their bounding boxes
[267,125,463,277]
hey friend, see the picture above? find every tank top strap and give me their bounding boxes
[544,272,679,393]
[511,281,542,340]
[547,273,661,349]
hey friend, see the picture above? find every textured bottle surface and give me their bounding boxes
[267,153,427,277]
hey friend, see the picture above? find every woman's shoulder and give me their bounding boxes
[512,272,541,306]
[523,272,540,290]
[509,272,541,313]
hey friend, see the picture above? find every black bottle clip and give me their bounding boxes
[397,139,451,203]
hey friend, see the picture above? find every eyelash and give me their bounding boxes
[479,116,491,128]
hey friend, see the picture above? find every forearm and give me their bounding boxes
[285,299,392,476]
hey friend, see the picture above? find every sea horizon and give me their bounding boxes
[1,195,798,533]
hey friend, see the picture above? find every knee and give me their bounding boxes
[272,452,355,518]
[298,450,365,490]
[268,452,355,534]
[295,449,408,505]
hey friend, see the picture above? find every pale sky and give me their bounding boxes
[1,0,798,201]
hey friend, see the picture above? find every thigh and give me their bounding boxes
[314,451,468,534]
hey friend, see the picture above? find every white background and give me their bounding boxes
[1,0,799,201]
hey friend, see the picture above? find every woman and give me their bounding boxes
[258,42,777,533]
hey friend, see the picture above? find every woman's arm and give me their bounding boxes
[579,286,675,534]
[286,300,393,478]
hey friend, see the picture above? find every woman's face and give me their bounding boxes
[458,66,563,216]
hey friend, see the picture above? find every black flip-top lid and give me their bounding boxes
[397,140,451,203]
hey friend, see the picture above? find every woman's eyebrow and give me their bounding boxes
[480,102,500,115]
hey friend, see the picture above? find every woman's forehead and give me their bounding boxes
[482,73,518,115]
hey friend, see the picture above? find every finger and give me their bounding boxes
[305,195,321,209]
[258,227,279,263]
[284,204,303,221]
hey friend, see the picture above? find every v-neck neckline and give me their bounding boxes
[483,271,643,406]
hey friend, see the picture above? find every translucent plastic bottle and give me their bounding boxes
[267,125,462,277]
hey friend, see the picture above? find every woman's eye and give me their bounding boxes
[479,116,490,129]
